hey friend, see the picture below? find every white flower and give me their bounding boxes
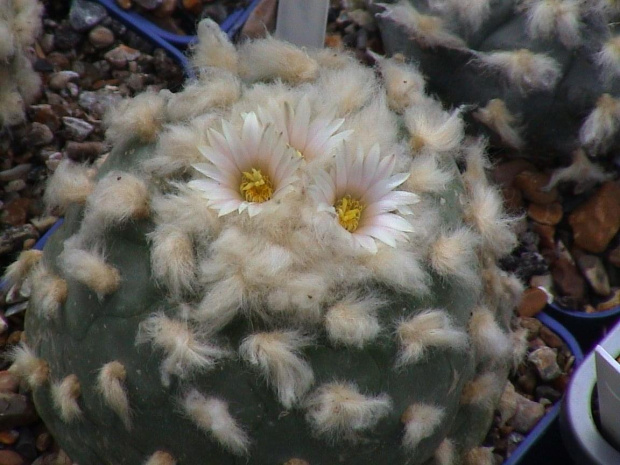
[188,112,300,217]
[258,96,352,162]
[310,144,419,253]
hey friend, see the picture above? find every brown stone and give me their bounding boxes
[551,256,586,303]
[325,33,343,49]
[576,253,611,296]
[539,325,564,349]
[492,159,537,187]
[1,198,31,227]
[501,185,524,214]
[0,430,19,445]
[0,450,25,465]
[88,26,115,49]
[517,287,548,317]
[104,45,140,69]
[153,0,176,17]
[0,371,20,393]
[609,244,620,267]
[240,0,277,39]
[0,392,38,429]
[116,0,132,9]
[35,432,52,452]
[527,202,562,226]
[514,171,559,205]
[519,317,542,340]
[181,0,201,14]
[569,181,620,253]
[531,223,555,251]
[597,288,620,312]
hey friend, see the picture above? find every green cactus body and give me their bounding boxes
[11,20,522,465]
[376,0,620,161]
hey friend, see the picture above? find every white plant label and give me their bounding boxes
[595,345,620,449]
[275,0,330,48]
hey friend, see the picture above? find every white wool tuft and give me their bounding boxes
[475,49,561,93]
[325,294,384,348]
[194,275,245,332]
[149,226,196,297]
[81,171,149,236]
[314,65,377,117]
[239,331,314,408]
[404,153,454,193]
[44,159,95,213]
[468,306,511,365]
[304,382,392,440]
[595,36,620,83]
[461,137,492,187]
[396,309,469,366]
[60,246,120,298]
[182,390,250,455]
[51,374,82,422]
[429,228,481,285]
[463,446,495,465]
[465,183,517,258]
[8,343,49,389]
[238,37,318,84]
[104,90,168,146]
[473,99,524,149]
[364,248,429,294]
[143,451,176,465]
[434,438,457,465]
[30,265,68,320]
[11,0,44,47]
[137,313,230,387]
[340,95,399,152]
[400,403,445,451]
[460,372,504,410]
[3,249,42,286]
[372,53,426,113]
[545,149,612,193]
[97,361,132,430]
[266,273,328,323]
[524,0,582,48]
[404,100,464,153]
[578,93,620,155]
[191,19,238,74]
[377,1,466,49]
[429,0,492,32]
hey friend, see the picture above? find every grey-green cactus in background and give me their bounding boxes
[0,0,44,127]
[375,0,620,162]
[5,20,524,465]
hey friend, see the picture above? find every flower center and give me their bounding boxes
[240,168,273,203]
[335,195,364,233]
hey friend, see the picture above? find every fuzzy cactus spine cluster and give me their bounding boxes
[0,0,44,127]
[376,0,620,161]
[6,19,525,465]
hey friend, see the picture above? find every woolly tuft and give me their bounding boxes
[472,99,524,149]
[43,159,95,213]
[463,446,495,465]
[238,37,319,84]
[404,153,454,193]
[315,65,377,117]
[2,249,42,286]
[104,90,167,146]
[475,49,561,93]
[97,361,131,430]
[524,0,582,48]
[545,149,612,193]
[596,36,620,83]
[404,101,464,153]
[10,0,44,47]
[364,247,430,294]
[149,226,196,297]
[400,403,445,451]
[468,306,511,365]
[372,53,426,113]
[579,93,620,155]
[459,372,504,410]
[137,313,230,387]
[182,390,250,456]
[60,246,120,298]
[191,19,238,74]
[396,309,469,366]
[239,331,314,408]
[51,374,82,422]
[324,294,384,348]
[144,451,177,465]
[195,275,245,332]
[429,0,492,32]
[8,343,49,389]
[304,382,392,441]
[377,1,466,49]
[30,265,68,320]
[429,228,481,285]
[434,438,456,465]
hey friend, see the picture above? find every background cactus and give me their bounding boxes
[6,20,524,465]
[0,0,44,127]
[375,0,620,162]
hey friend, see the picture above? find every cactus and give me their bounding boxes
[375,0,620,162]
[0,0,44,127]
[6,20,524,465]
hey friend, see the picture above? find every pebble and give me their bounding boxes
[62,117,94,141]
[0,393,38,430]
[104,44,141,69]
[1,198,31,227]
[517,287,548,317]
[508,393,546,434]
[0,165,31,183]
[88,25,115,49]
[4,180,26,193]
[536,385,562,403]
[64,141,105,162]
[514,171,559,205]
[539,325,564,350]
[597,288,620,312]
[78,89,123,119]
[498,382,518,426]
[240,0,277,39]
[30,105,61,132]
[528,347,562,381]
[527,202,563,226]
[35,433,51,453]
[48,71,80,91]
[0,450,25,465]
[569,181,620,253]
[576,253,611,296]
[53,25,83,51]
[519,317,542,339]
[0,372,18,393]
[69,0,108,32]
[551,256,586,305]
[134,0,161,9]
[0,225,39,255]
[28,123,54,147]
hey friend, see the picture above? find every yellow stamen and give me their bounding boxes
[240,168,273,203]
[335,195,364,233]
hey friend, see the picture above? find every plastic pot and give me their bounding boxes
[561,319,620,465]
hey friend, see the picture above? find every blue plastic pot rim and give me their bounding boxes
[502,312,584,465]
[547,300,620,319]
